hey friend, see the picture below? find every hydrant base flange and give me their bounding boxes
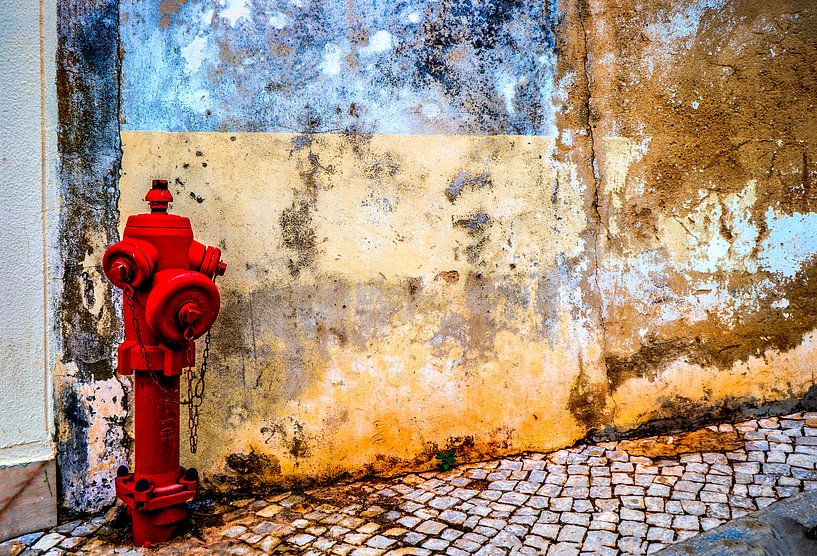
[115,469,197,547]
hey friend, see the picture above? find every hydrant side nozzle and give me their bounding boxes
[188,241,225,278]
[103,240,157,290]
[112,259,133,283]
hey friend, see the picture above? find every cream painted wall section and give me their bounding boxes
[119,131,606,487]
[0,0,58,466]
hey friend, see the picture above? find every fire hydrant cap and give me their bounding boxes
[145,179,174,211]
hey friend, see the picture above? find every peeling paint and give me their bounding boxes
[120,0,560,135]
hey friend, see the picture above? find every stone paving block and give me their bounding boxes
[566,475,589,487]
[646,484,671,497]
[621,496,646,510]
[31,533,64,552]
[403,531,427,545]
[644,496,664,512]
[680,500,706,516]
[673,515,700,531]
[618,536,646,554]
[646,527,674,542]
[591,466,611,477]
[700,490,729,504]
[557,525,587,543]
[611,473,634,485]
[729,495,757,509]
[674,480,704,494]
[590,486,612,498]
[358,522,381,534]
[614,485,644,496]
[646,513,672,527]
[619,520,648,537]
[595,498,620,512]
[440,510,468,525]
[515,481,539,494]
[620,508,645,522]
[17,411,817,556]
[537,484,563,497]
[589,519,617,531]
[498,492,529,506]
[560,512,590,526]
[329,525,353,537]
[583,529,618,549]
[700,517,725,531]
[345,532,371,545]
[289,533,317,546]
[661,466,684,477]
[748,451,766,463]
[222,525,248,538]
[415,520,447,535]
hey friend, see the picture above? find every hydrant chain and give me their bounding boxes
[187,328,209,454]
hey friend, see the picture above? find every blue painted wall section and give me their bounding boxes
[121,0,560,135]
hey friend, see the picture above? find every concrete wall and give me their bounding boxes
[0,0,57,468]
[55,0,817,510]
[0,0,59,539]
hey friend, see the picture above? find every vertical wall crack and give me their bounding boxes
[576,0,615,422]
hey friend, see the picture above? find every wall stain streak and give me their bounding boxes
[56,0,128,514]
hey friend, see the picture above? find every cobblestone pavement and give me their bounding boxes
[5,412,817,556]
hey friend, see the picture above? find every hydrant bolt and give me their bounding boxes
[112,260,132,284]
[178,302,202,326]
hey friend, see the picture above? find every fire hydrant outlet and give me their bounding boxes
[178,302,203,326]
[102,239,157,289]
[145,269,220,344]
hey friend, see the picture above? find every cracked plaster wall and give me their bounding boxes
[55,0,817,511]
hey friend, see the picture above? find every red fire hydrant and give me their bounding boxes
[103,179,226,546]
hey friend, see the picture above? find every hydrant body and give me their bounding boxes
[103,180,225,547]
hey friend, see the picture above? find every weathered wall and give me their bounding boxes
[55,0,129,513]
[589,0,817,429]
[56,0,817,510]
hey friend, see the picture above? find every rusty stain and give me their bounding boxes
[618,428,742,458]
[435,270,460,284]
